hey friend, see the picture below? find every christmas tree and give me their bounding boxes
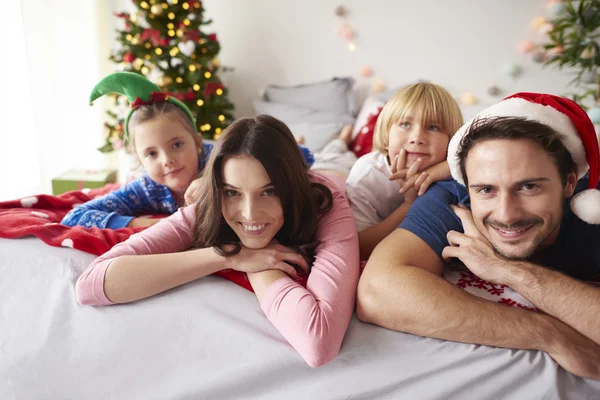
[542,0,600,106]
[99,0,235,153]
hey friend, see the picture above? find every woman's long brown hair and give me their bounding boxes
[193,115,333,267]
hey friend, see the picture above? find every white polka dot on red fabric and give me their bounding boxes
[61,238,74,248]
[81,188,91,194]
[20,196,38,208]
[31,211,49,218]
[354,145,361,151]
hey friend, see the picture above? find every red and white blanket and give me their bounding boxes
[0,185,535,307]
[0,185,304,291]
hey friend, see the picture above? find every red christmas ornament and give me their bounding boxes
[207,33,217,42]
[204,82,223,97]
[123,52,136,63]
[131,92,171,109]
[185,90,196,101]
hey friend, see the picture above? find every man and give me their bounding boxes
[357,92,600,380]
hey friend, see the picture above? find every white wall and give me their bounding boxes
[1,0,116,199]
[198,0,574,117]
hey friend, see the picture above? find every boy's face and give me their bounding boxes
[465,138,576,260]
[387,112,450,170]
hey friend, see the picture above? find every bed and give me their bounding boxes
[2,236,599,399]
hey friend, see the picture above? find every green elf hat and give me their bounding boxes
[89,71,196,143]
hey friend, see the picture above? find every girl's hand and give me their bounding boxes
[127,217,163,228]
[184,177,203,206]
[227,243,310,278]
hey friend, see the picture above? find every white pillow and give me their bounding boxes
[286,122,346,152]
[351,96,386,138]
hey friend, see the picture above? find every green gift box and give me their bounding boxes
[51,169,117,195]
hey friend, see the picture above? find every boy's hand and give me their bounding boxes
[389,149,431,196]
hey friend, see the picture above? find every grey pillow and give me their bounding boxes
[252,99,355,125]
[264,77,357,116]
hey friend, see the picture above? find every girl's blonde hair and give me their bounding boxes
[373,83,464,153]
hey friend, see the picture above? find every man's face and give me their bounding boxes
[465,139,576,260]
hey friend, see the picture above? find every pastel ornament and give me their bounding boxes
[360,65,373,78]
[530,16,547,31]
[519,40,534,54]
[487,84,501,97]
[461,92,478,106]
[335,5,347,17]
[581,70,597,84]
[338,24,355,40]
[538,22,554,35]
[372,80,386,93]
[581,45,597,60]
[531,51,546,63]
[587,107,600,124]
[547,46,564,58]
[547,2,567,19]
[504,64,523,79]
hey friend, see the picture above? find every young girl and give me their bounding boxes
[75,115,360,368]
[61,72,314,229]
[346,83,464,260]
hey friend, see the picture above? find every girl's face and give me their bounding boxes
[132,114,201,196]
[220,155,284,249]
[387,109,450,170]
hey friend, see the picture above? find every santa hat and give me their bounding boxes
[447,92,600,224]
[89,72,195,142]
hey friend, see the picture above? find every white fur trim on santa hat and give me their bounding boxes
[570,189,600,224]
[448,97,589,185]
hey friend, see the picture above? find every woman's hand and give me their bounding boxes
[226,243,309,278]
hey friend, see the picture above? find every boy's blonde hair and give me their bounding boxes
[373,83,464,153]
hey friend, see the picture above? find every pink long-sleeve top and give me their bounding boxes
[75,171,360,367]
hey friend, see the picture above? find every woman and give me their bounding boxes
[75,115,360,367]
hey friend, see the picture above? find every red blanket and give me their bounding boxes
[0,185,303,291]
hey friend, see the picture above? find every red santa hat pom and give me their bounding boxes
[448,92,600,224]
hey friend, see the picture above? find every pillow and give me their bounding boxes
[286,122,346,152]
[351,96,386,138]
[253,99,355,125]
[350,107,382,158]
[264,77,357,116]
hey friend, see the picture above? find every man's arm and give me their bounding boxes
[505,263,600,345]
[356,228,600,379]
[357,229,552,348]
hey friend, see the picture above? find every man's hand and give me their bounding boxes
[442,204,512,284]
[544,317,600,380]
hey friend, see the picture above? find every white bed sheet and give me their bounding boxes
[1,237,599,399]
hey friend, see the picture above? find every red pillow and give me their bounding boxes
[350,107,382,158]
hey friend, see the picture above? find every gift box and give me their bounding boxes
[51,169,117,195]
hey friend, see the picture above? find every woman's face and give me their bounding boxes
[220,155,284,249]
